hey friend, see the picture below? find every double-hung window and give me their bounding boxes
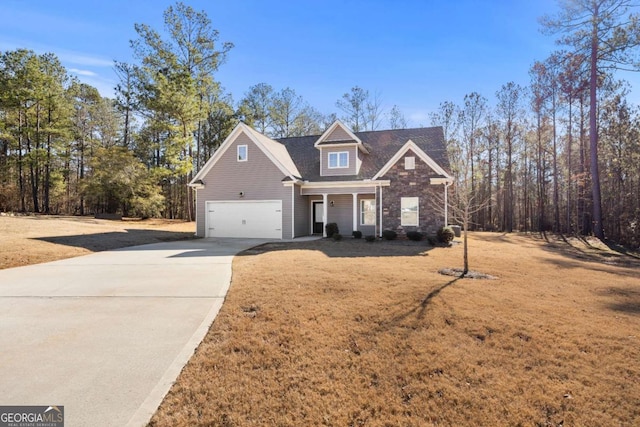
[401,197,419,226]
[328,151,348,168]
[360,199,376,225]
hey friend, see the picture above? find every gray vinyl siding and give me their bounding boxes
[282,192,293,239]
[195,188,207,237]
[356,149,364,174]
[293,184,309,237]
[195,130,292,239]
[325,126,352,141]
[326,194,353,235]
[321,146,357,176]
[300,185,376,196]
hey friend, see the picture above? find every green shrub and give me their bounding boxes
[406,230,423,241]
[325,222,339,238]
[426,236,437,246]
[437,226,455,243]
[365,235,376,242]
[382,230,397,240]
[352,230,362,239]
[333,233,343,241]
[131,193,165,219]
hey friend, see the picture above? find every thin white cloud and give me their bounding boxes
[58,50,113,68]
[0,38,117,97]
[69,68,97,77]
[0,38,113,68]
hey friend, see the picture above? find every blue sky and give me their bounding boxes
[0,0,578,126]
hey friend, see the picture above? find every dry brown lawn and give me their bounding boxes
[150,232,640,427]
[0,214,194,269]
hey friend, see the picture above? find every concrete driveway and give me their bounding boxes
[0,238,267,427]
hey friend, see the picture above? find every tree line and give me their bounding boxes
[0,1,638,248]
[0,3,398,220]
[434,0,640,249]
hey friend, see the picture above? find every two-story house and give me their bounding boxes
[189,120,453,239]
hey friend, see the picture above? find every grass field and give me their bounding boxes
[149,233,639,426]
[0,214,194,269]
[1,217,636,425]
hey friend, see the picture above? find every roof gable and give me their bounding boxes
[190,123,301,186]
[314,120,369,153]
[242,125,302,178]
[371,139,453,181]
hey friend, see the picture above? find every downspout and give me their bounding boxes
[379,185,383,237]
[444,182,451,226]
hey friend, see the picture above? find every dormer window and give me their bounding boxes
[328,151,349,169]
[237,145,248,162]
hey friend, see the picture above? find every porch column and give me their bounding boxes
[352,193,358,233]
[322,193,328,237]
[444,183,449,226]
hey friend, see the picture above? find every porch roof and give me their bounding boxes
[298,179,390,196]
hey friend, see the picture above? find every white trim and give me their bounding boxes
[372,139,453,181]
[360,198,376,226]
[315,120,362,146]
[301,180,390,189]
[317,142,359,149]
[314,120,369,154]
[190,123,299,186]
[430,177,452,185]
[400,197,419,226]
[322,194,328,237]
[352,193,358,232]
[237,144,248,162]
[310,199,323,235]
[328,151,349,169]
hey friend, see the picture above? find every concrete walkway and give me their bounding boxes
[0,238,267,427]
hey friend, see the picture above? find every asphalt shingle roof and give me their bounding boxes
[277,127,450,182]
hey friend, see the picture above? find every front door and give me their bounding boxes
[312,201,324,234]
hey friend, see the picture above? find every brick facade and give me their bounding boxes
[381,149,444,235]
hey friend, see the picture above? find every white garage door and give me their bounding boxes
[206,200,282,239]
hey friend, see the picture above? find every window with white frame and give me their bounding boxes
[328,151,349,168]
[360,199,376,225]
[237,145,248,162]
[405,156,415,170]
[401,197,419,226]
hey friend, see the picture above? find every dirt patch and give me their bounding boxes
[0,215,195,269]
[438,268,497,279]
[149,232,640,426]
